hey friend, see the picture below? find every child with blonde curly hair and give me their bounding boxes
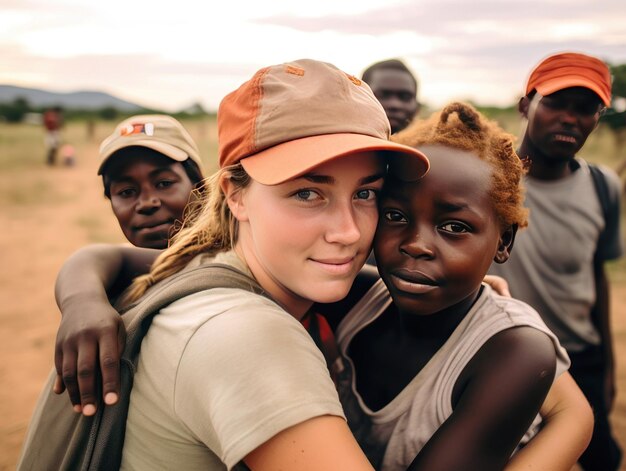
[327,102,591,470]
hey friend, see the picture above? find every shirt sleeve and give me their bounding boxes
[173,292,345,470]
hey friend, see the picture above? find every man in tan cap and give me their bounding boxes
[98,114,205,249]
[489,51,623,470]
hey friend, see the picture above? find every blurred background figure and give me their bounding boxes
[43,106,63,165]
[59,144,75,167]
[361,59,420,134]
[86,119,96,142]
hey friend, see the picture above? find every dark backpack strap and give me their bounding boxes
[588,163,617,264]
[18,262,270,471]
[589,163,611,224]
[121,263,267,362]
[86,263,269,471]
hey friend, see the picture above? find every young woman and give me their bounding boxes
[28,58,429,470]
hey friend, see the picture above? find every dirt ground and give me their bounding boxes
[1,126,625,470]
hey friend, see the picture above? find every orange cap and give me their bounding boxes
[525,52,612,106]
[217,59,429,185]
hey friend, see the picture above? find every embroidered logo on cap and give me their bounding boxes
[120,122,155,137]
[345,73,362,86]
[285,65,305,76]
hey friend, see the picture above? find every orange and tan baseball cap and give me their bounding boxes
[98,114,203,175]
[217,59,429,185]
[525,52,612,106]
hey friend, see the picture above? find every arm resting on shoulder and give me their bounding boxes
[505,372,593,471]
[245,415,373,470]
[483,275,511,297]
[54,243,159,414]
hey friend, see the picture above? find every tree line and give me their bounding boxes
[0,99,211,123]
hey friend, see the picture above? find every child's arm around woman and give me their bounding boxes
[52,244,159,411]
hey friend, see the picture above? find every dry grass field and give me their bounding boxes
[0,116,625,470]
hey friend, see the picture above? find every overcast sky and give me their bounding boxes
[2,0,625,112]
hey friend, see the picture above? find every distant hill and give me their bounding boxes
[0,85,145,112]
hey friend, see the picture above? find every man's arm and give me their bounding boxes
[54,244,158,415]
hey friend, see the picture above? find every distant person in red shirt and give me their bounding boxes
[43,106,63,165]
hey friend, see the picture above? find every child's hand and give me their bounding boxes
[53,301,126,416]
[483,275,511,297]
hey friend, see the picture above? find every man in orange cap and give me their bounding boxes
[490,51,623,470]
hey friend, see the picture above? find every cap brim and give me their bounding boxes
[240,133,429,185]
[535,77,611,107]
[98,139,189,175]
